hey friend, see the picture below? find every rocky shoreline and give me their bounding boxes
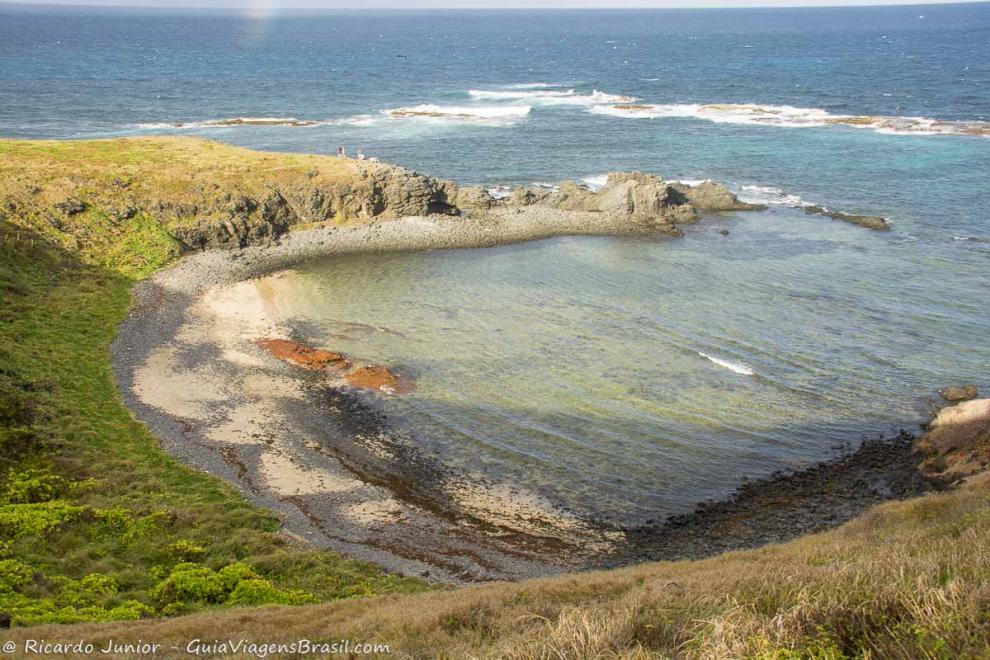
[111,164,927,584]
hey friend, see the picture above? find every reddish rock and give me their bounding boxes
[257,338,349,371]
[258,337,413,394]
[344,365,414,394]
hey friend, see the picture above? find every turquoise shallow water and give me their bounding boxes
[2,3,987,522]
[257,205,988,523]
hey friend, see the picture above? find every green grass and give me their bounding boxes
[0,141,428,627]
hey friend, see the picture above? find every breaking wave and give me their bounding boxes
[736,185,809,208]
[383,104,531,124]
[468,88,636,106]
[698,352,756,376]
[587,103,990,137]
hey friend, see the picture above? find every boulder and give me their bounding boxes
[941,385,979,402]
[547,181,599,212]
[509,187,551,206]
[257,338,349,370]
[454,185,495,211]
[601,172,674,218]
[344,365,414,394]
[360,165,459,217]
[670,181,766,212]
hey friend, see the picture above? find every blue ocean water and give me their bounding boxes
[2,3,987,521]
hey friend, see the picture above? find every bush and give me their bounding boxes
[227,579,318,607]
[0,558,34,592]
[2,469,65,504]
[167,540,207,561]
[150,562,317,612]
[0,500,85,538]
[150,563,227,605]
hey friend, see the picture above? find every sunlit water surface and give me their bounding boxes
[256,207,988,523]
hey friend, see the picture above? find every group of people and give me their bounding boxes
[337,145,379,163]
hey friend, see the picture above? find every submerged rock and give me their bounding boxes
[257,337,413,394]
[257,338,349,370]
[940,384,979,402]
[803,205,891,231]
[344,365,414,394]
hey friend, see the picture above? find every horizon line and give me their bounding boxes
[2,0,987,10]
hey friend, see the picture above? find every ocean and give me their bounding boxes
[3,2,987,522]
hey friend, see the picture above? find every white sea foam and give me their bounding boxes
[469,88,637,106]
[698,352,755,376]
[587,102,990,137]
[383,104,531,124]
[487,185,513,200]
[503,82,565,89]
[581,174,609,191]
[138,117,323,129]
[332,114,377,127]
[737,185,808,207]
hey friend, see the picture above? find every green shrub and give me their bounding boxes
[0,500,85,538]
[150,562,227,605]
[227,578,318,607]
[149,561,317,612]
[2,468,65,504]
[167,539,207,561]
[0,558,34,592]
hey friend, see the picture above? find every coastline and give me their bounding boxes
[112,214,666,583]
[113,210,939,584]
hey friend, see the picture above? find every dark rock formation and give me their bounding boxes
[163,164,461,250]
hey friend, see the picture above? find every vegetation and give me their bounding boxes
[2,138,988,657]
[0,138,427,627]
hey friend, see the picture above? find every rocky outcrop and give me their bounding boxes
[916,397,990,486]
[163,164,461,250]
[495,171,761,229]
[670,181,766,212]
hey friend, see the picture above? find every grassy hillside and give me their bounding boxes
[0,138,428,627]
[1,138,988,657]
[5,473,989,657]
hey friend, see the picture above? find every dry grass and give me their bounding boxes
[5,472,989,658]
[0,136,368,270]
